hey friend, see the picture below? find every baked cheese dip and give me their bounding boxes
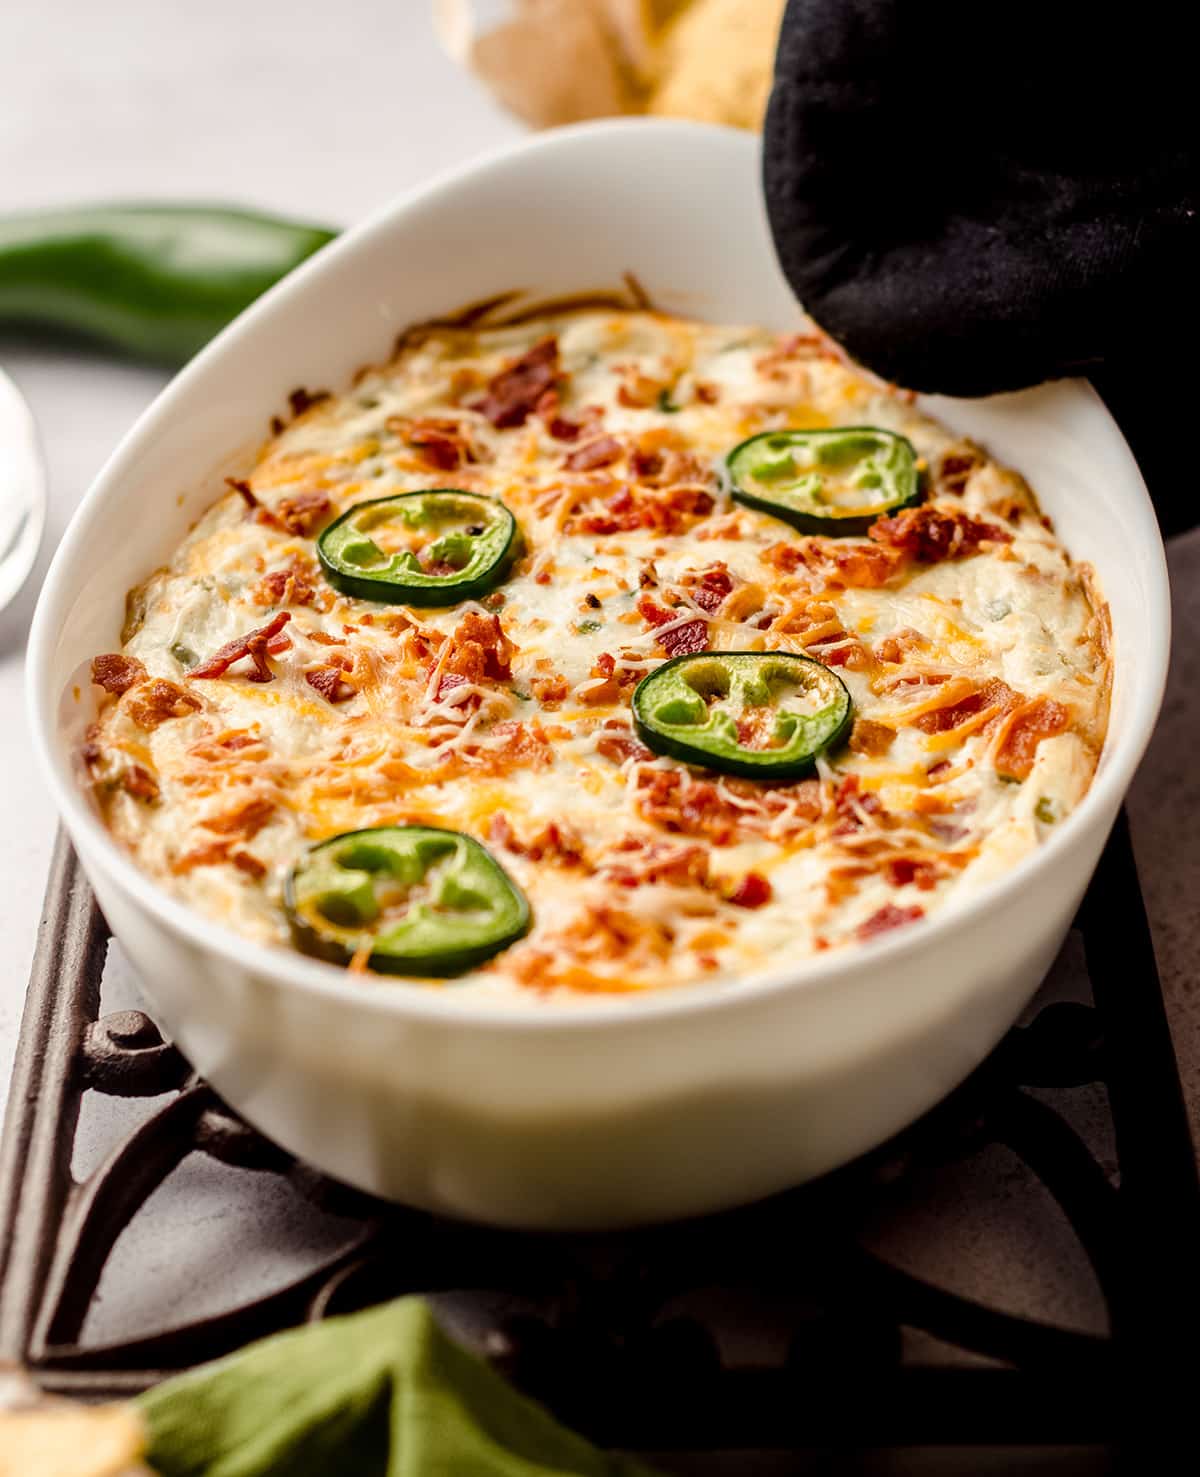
[84,309,1111,997]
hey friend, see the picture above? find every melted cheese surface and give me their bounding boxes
[87,310,1110,1000]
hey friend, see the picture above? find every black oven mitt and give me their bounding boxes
[762,0,1200,535]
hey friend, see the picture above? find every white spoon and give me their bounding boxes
[0,366,45,612]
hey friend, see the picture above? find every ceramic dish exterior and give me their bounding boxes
[27,122,1169,1228]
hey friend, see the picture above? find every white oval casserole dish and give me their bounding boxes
[27,121,1169,1229]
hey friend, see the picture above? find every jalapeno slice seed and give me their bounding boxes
[285,825,530,976]
[726,427,921,536]
[317,490,519,605]
[632,651,852,780]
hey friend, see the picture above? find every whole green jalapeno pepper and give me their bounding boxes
[0,205,336,364]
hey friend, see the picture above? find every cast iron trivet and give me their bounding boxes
[2,813,1198,1459]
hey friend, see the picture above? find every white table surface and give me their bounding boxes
[0,0,524,1120]
[3,0,1198,1180]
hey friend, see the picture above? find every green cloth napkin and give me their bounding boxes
[138,1297,661,1477]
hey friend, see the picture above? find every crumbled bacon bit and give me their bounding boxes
[694,381,720,404]
[466,719,553,772]
[994,697,1071,780]
[807,632,871,670]
[91,653,147,696]
[435,610,513,697]
[636,767,822,845]
[277,490,333,537]
[856,903,925,941]
[831,774,884,836]
[660,620,708,656]
[765,539,902,589]
[411,435,458,471]
[125,679,202,730]
[824,543,904,586]
[201,795,275,839]
[633,445,711,489]
[596,723,652,763]
[504,903,674,991]
[305,665,355,703]
[251,559,323,609]
[911,678,1019,735]
[875,627,928,664]
[849,718,896,756]
[489,813,584,864]
[734,708,783,751]
[572,481,714,537]
[636,593,709,656]
[488,813,515,849]
[885,857,939,891]
[192,612,291,683]
[80,722,103,768]
[869,506,1011,562]
[637,596,673,628]
[172,841,232,874]
[232,850,267,879]
[120,765,159,802]
[288,387,330,418]
[598,835,711,890]
[537,388,600,442]
[632,447,663,479]
[392,416,474,471]
[937,451,982,495]
[755,332,838,376]
[637,769,733,842]
[565,435,623,472]
[472,337,559,429]
[989,494,1027,524]
[530,672,570,706]
[616,372,664,409]
[576,655,623,706]
[725,872,773,908]
[682,562,734,613]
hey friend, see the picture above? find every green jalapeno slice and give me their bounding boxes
[632,651,852,780]
[726,426,921,536]
[285,825,531,976]
[317,490,518,605]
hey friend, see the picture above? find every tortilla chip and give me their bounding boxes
[648,0,786,130]
[434,0,782,131]
[434,0,640,127]
[0,1406,149,1477]
[0,1366,150,1477]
